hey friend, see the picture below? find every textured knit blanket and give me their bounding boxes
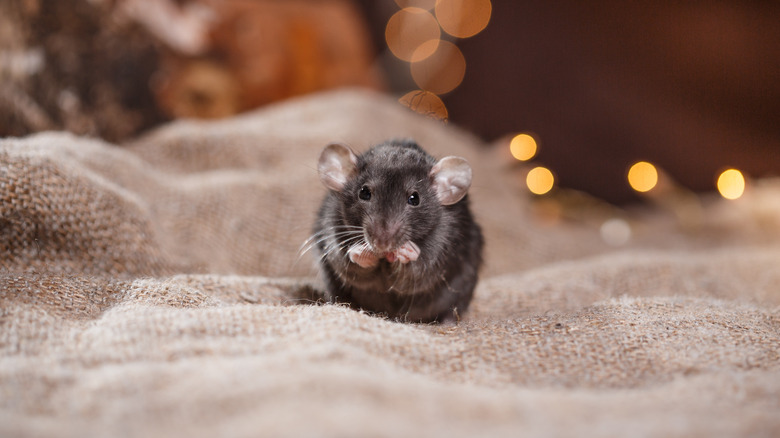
[2,90,779,437]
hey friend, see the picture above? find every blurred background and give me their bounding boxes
[1,0,779,205]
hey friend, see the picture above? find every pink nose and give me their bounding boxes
[371,236,393,253]
[370,221,401,253]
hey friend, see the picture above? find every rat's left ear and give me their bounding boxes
[430,156,472,205]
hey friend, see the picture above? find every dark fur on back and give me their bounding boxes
[314,139,484,322]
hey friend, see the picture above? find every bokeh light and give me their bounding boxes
[600,218,632,246]
[410,39,465,94]
[409,38,442,63]
[435,0,492,38]
[395,0,437,10]
[526,166,554,195]
[385,8,441,62]
[717,169,745,200]
[398,90,448,121]
[509,133,537,161]
[627,161,658,193]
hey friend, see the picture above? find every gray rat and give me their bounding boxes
[310,139,483,323]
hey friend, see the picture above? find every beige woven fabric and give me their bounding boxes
[2,90,779,437]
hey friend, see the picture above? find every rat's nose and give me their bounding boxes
[370,233,393,253]
[369,220,401,253]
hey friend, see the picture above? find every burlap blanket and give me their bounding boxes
[2,90,779,437]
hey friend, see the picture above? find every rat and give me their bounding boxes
[310,139,483,323]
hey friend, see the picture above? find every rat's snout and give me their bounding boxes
[366,219,402,253]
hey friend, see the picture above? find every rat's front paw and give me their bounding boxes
[393,241,420,264]
[348,245,379,268]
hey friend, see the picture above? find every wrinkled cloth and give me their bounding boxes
[2,90,779,437]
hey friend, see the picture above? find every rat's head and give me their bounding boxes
[318,141,472,255]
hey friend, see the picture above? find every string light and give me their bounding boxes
[717,169,745,200]
[398,90,448,121]
[526,166,554,195]
[388,1,757,212]
[435,0,492,38]
[627,161,658,193]
[385,7,441,62]
[390,0,492,119]
[410,40,466,94]
[509,133,537,161]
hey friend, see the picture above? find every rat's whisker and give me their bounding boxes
[298,227,364,258]
[320,234,365,261]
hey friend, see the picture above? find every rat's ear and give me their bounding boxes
[430,156,472,205]
[318,143,358,191]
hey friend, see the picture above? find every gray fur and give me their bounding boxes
[313,139,484,323]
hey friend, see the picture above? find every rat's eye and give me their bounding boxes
[407,191,420,206]
[359,185,372,201]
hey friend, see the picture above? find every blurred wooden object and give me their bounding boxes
[0,0,382,139]
[124,0,384,119]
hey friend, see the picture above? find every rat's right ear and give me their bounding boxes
[318,143,358,191]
